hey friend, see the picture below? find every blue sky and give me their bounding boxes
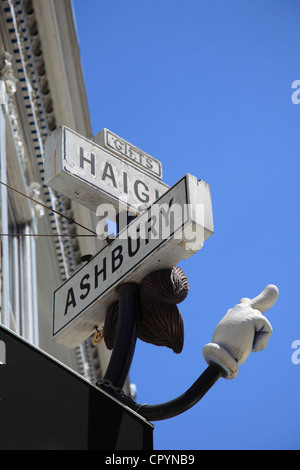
[72,0,300,450]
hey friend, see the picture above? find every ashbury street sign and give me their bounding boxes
[53,174,214,348]
[44,126,169,216]
[95,128,163,180]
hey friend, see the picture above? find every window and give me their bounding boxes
[7,197,39,345]
[0,91,38,346]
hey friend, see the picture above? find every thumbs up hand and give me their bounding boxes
[202,285,279,379]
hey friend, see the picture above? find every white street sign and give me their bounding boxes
[94,128,163,180]
[52,174,214,348]
[44,126,169,216]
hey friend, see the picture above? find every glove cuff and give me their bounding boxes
[202,343,238,380]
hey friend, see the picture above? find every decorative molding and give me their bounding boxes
[0,51,18,96]
[0,51,26,169]
[28,181,45,218]
[22,0,56,132]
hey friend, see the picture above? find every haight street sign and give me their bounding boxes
[94,128,163,180]
[52,174,214,348]
[44,126,169,217]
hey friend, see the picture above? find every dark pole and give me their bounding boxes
[99,364,224,421]
[99,363,223,421]
[101,211,138,389]
[98,211,138,390]
[116,211,136,234]
[103,282,140,389]
[133,363,223,421]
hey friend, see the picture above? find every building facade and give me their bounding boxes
[0,0,123,390]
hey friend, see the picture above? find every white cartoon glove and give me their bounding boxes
[202,284,279,379]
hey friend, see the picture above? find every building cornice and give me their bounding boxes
[30,0,92,137]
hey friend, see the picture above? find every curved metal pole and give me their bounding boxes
[99,363,223,421]
[131,363,223,421]
[103,282,139,389]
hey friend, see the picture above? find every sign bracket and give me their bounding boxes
[97,363,223,421]
[103,282,139,389]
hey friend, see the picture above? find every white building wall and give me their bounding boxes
[0,0,114,385]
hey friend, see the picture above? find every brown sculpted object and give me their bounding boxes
[103,266,189,354]
[137,299,184,354]
[140,266,189,304]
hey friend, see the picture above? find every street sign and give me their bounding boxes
[52,174,213,348]
[94,128,163,180]
[44,126,169,217]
